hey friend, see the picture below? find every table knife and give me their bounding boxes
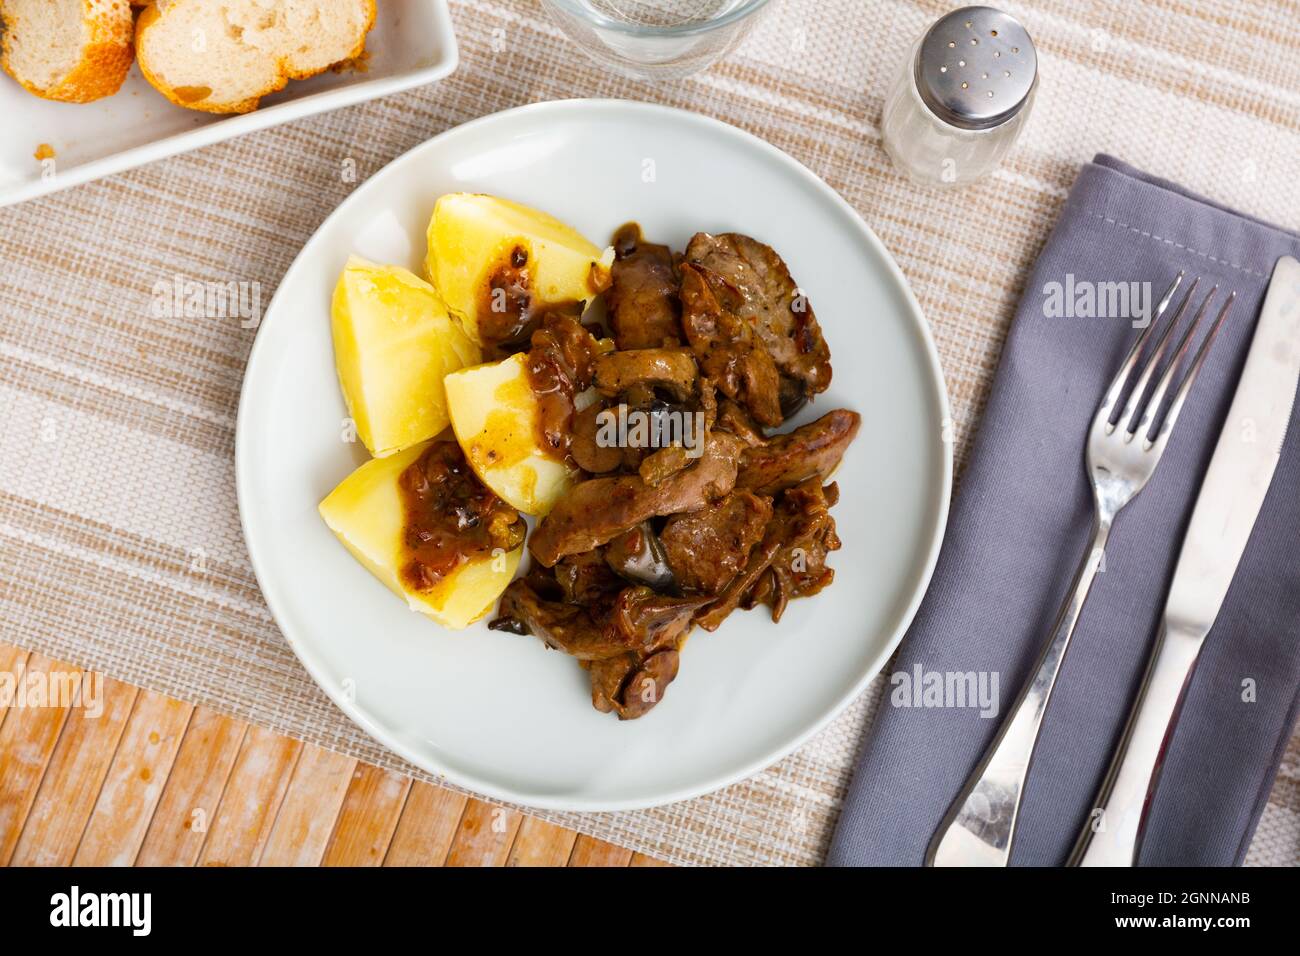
[1070,255,1300,866]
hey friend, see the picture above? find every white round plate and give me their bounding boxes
[237,99,951,811]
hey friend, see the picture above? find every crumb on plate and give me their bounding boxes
[331,48,372,74]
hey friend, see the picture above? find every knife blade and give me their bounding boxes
[1071,255,1300,867]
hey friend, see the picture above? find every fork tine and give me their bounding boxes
[1145,291,1235,451]
[1114,276,1200,435]
[1133,284,1219,441]
[1097,271,1184,432]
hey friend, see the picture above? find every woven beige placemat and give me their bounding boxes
[1,0,1297,866]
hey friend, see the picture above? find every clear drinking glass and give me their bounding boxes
[540,0,773,81]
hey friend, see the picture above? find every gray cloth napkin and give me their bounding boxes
[828,155,1300,866]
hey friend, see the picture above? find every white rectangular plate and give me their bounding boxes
[0,0,458,208]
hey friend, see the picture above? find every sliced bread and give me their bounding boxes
[0,0,134,103]
[136,0,376,114]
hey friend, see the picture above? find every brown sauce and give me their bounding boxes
[479,243,535,355]
[524,309,604,464]
[477,240,615,466]
[397,441,524,592]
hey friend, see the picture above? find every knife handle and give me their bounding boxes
[1069,620,1203,866]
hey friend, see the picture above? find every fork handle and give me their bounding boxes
[927,518,1111,866]
[1068,620,1203,866]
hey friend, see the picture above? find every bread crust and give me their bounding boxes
[1,0,135,104]
[136,0,377,114]
[285,0,375,80]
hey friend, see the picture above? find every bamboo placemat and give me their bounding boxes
[0,0,1296,866]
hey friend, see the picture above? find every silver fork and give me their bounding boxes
[927,271,1234,867]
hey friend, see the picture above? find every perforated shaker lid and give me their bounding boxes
[915,6,1037,131]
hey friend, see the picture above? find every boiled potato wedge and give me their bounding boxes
[444,353,578,516]
[332,256,481,458]
[426,194,614,345]
[319,440,522,630]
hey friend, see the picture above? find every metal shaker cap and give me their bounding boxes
[915,6,1037,131]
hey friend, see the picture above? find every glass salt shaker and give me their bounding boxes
[881,6,1038,187]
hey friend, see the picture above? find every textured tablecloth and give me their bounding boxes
[0,0,1296,867]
